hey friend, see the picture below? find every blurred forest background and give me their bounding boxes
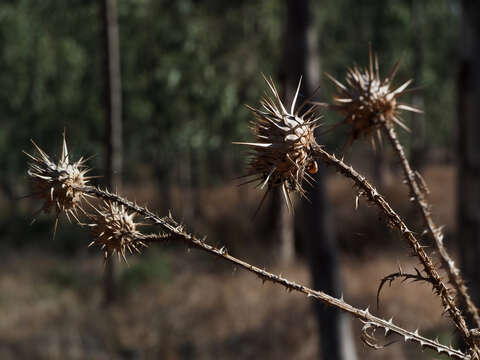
[0,0,478,359]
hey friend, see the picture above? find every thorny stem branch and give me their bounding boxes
[382,122,480,329]
[376,268,432,310]
[70,185,468,359]
[312,144,480,357]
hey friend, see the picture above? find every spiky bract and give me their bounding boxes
[25,133,91,224]
[236,76,321,210]
[326,50,421,145]
[88,200,147,261]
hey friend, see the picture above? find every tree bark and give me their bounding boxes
[101,0,123,305]
[284,1,357,358]
[458,0,480,325]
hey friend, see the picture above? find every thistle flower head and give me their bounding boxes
[326,49,422,146]
[88,200,147,261]
[24,132,91,226]
[235,75,322,210]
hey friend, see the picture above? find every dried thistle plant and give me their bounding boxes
[87,200,148,262]
[33,181,475,358]
[234,75,322,210]
[24,62,480,358]
[381,121,480,328]
[324,49,421,146]
[24,134,477,359]
[321,50,480,356]
[24,132,92,235]
[326,48,480,330]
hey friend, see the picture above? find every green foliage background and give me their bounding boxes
[0,0,460,198]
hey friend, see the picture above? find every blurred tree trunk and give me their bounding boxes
[370,1,390,190]
[409,0,426,170]
[190,146,201,219]
[177,147,197,221]
[271,188,295,263]
[274,55,295,263]
[373,150,389,191]
[101,0,123,305]
[283,1,357,358]
[271,0,300,265]
[458,0,480,326]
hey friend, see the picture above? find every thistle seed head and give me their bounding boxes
[235,75,322,210]
[326,49,422,145]
[88,200,147,261]
[25,132,91,224]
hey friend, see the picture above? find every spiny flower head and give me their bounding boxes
[24,133,91,227]
[326,49,421,146]
[87,200,147,262]
[235,75,322,211]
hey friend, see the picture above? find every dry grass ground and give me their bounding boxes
[0,250,453,360]
[0,165,458,359]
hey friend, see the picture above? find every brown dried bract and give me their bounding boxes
[87,200,147,262]
[24,132,92,235]
[325,48,422,146]
[235,75,322,211]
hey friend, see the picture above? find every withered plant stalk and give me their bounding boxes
[381,121,480,329]
[323,48,480,357]
[25,136,473,358]
[73,186,470,359]
[26,61,480,358]
[312,144,479,356]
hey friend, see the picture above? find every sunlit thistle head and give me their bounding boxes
[326,49,422,147]
[24,132,92,235]
[235,75,322,212]
[87,200,147,262]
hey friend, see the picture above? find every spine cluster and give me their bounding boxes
[234,75,321,210]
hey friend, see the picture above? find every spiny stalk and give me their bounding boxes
[323,49,479,352]
[381,120,480,328]
[312,144,479,356]
[73,163,475,356]
[62,186,470,360]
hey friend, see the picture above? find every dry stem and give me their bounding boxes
[312,144,479,356]
[66,185,469,359]
[381,122,480,329]
[26,135,476,358]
